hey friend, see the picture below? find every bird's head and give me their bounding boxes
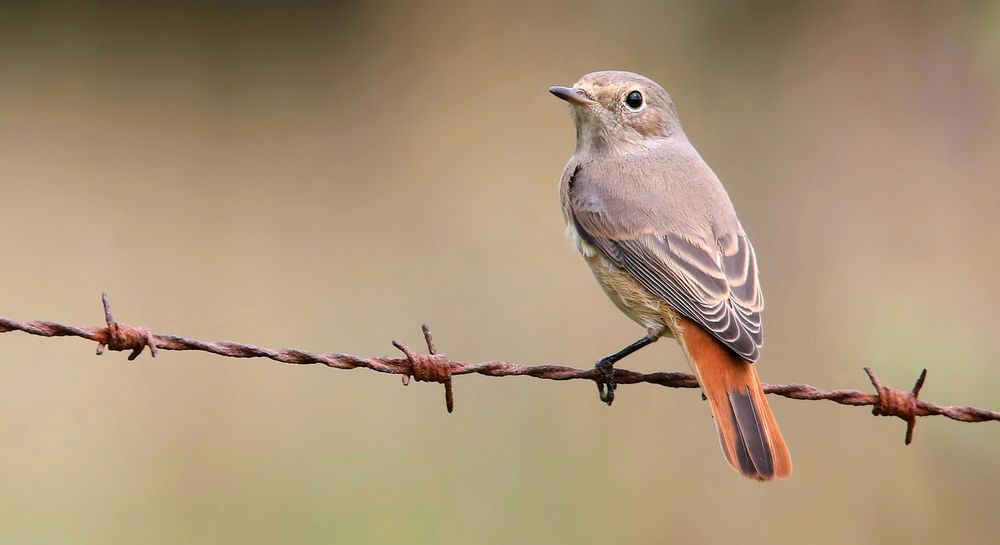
[550,71,682,155]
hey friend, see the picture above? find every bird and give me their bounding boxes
[550,71,791,480]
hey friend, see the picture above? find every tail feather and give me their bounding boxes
[673,315,792,481]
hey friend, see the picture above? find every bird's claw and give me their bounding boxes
[595,357,617,406]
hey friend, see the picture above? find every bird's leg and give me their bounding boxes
[595,333,659,405]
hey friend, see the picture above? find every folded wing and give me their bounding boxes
[569,165,764,361]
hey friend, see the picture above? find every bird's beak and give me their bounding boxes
[549,86,596,107]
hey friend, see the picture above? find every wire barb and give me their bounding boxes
[1,294,998,442]
[94,293,158,361]
[864,367,927,445]
[393,325,454,413]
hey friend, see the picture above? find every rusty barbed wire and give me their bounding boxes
[1,294,997,444]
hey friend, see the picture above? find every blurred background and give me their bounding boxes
[1,1,999,543]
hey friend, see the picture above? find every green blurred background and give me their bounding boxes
[1,1,999,543]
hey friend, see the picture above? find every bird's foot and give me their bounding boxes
[595,357,617,406]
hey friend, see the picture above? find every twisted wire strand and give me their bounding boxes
[1,294,997,443]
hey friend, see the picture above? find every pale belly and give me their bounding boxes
[583,247,677,339]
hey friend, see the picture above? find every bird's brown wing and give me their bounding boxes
[568,163,764,361]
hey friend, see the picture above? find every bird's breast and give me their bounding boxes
[565,222,668,335]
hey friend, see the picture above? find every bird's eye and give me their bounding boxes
[624,90,643,110]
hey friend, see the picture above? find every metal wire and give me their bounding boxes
[1,294,996,443]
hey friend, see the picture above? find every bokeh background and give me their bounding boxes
[2,1,999,543]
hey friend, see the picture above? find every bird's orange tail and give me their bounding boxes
[674,316,792,481]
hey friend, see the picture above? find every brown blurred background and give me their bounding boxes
[1,1,999,543]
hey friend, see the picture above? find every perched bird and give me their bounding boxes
[550,71,791,480]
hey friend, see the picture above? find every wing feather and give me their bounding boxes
[569,165,765,361]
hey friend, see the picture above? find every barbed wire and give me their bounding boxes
[1,294,997,444]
